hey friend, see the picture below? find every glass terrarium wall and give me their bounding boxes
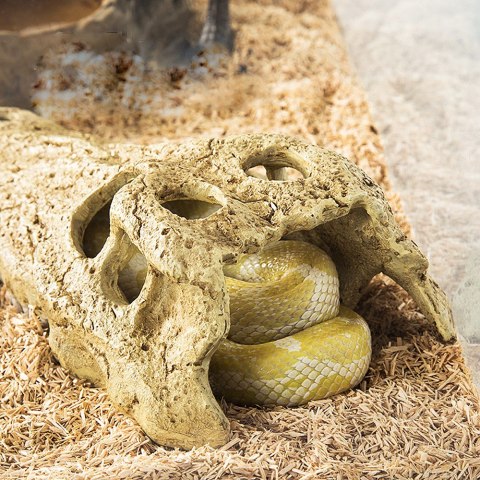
[0,0,102,31]
[0,0,200,108]
[334,0,480,387]
[0,0,110,108]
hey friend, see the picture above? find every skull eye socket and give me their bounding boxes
[245,165,305,181]
[116,235,148,303]
[72,172,137,258]
[82,201,112,258]
[243,149,309,182]
[161,199,222,219]
[99,229,148,305]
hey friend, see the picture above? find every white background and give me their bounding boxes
[334,0,480,386]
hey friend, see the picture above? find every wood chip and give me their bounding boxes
[1,1,479,479]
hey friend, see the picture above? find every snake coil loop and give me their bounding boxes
[210,240,371,406]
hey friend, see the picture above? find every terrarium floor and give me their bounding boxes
[1,0,479,478]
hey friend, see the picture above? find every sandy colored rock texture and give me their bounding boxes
[0,107,454,448]
[1,0,479,477]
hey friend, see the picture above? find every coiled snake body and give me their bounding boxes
[210,241,371,406]
[86,215,371,406]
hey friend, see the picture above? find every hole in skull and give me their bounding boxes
[162,199,222,219]
[74,171,138,258]
[245,165,305,181]
[116,239,148,303]
[243,149,309,181]
[82,201,111,258]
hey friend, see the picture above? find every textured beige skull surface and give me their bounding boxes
[0,108,454,449]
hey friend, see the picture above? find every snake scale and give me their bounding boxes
[85,210,371,407]
[210,241,371,406]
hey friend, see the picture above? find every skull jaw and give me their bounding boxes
[287,207,454,343]
[48,322,231,449]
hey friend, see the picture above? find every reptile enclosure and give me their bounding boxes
[0,108,454,448]
[1,0,479,477]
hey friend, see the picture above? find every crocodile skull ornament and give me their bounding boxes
[0,108,455,449]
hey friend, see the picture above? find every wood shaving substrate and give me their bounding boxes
[2,0,479,478]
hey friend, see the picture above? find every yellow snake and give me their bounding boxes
[209,241,371,406]
[85,212,371,407]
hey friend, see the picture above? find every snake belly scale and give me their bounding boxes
[209,240,371,407]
